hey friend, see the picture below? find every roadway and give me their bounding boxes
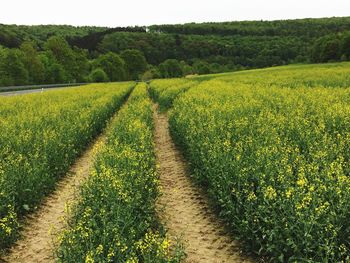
[1,88,50,96]
[0,83,87,97]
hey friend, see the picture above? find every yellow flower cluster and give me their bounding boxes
[0,82,133,249]
[152,62,350,261]
[136,231,171,259]
[264,186,277,200]
[149,79,198,111]
[57,84,183,262]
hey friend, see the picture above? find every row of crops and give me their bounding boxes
[57,83,182,262]
[149,79,197,111]
[1,62,350,262]
[200,62,350,88]
[0,83,133,248]
[150,62,350,262]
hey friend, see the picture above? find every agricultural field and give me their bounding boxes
[1,62,350,262]
[56,83,183,262]
[150,62,350,262]
[0,83,132,248]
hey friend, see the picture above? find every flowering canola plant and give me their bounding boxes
[149,79,198,111]
[152,63,350,262]
[57,83,183,263]
[0,83,132,249]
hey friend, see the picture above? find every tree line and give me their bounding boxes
[0,36,153,86]
[148,17,350,37]
[0,17,349,86]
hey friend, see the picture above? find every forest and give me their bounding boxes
[0,16,349,87]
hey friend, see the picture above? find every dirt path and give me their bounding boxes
[154,107,253,263]
[1,135,106,263]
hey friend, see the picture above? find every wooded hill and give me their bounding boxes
[0,17,349,86]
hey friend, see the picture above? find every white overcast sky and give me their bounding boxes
[1,0,349,27]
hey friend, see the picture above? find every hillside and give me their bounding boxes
[0,17,349,87]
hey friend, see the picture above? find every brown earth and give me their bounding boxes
[154,106,253,263]
[0,135,106,263]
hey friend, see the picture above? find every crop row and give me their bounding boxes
[149,65,350,262]
[57,83,182,262]
[164,79,350,262]
[0,83,132,249]
[149,79,197,111]
[210,62,350,88]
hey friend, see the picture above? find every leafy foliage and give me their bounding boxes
[57,83,183,262]
[92,52,126,81]
[120,49,148,80]
[0,17,349,86]
[0,83,132,249]
[89,68,109,83]
[149,78,199,111]
[151,62,350,262]
[158,59,183,78]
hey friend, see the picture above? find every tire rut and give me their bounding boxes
[0,133,106,263]
[154,106,253,263]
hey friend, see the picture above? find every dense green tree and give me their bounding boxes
[142,65,161,81]
[92,52,126,81]
[99,32,179,64]
[45,36,77,81]
[0,24,107,49]
[0,18,350,87]
[89,68,109,82]
[45,36,74,65]
[120,49,148,79]
[0,47,6,86]
[158,59,183,78]
[320,39,342,62]
[149,17,350,38]
[37,51,68,83]
[151,67,162,79]
[141,70,154,81]
[209,63,227,74]
[340,32,350,59]
[71,47,90,82]
[193,61,210,75]
[0,48,29,86]
[20,41,45,84]
[0,28,21,48]
[48,63,68,83]
[311,35,342,62]
[180,61,194,76]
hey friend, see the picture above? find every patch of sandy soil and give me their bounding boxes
[0,134,106,263]
[154,106,254,263]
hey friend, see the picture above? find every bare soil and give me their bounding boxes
[154,106,253,263]
[0,135,105,263]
